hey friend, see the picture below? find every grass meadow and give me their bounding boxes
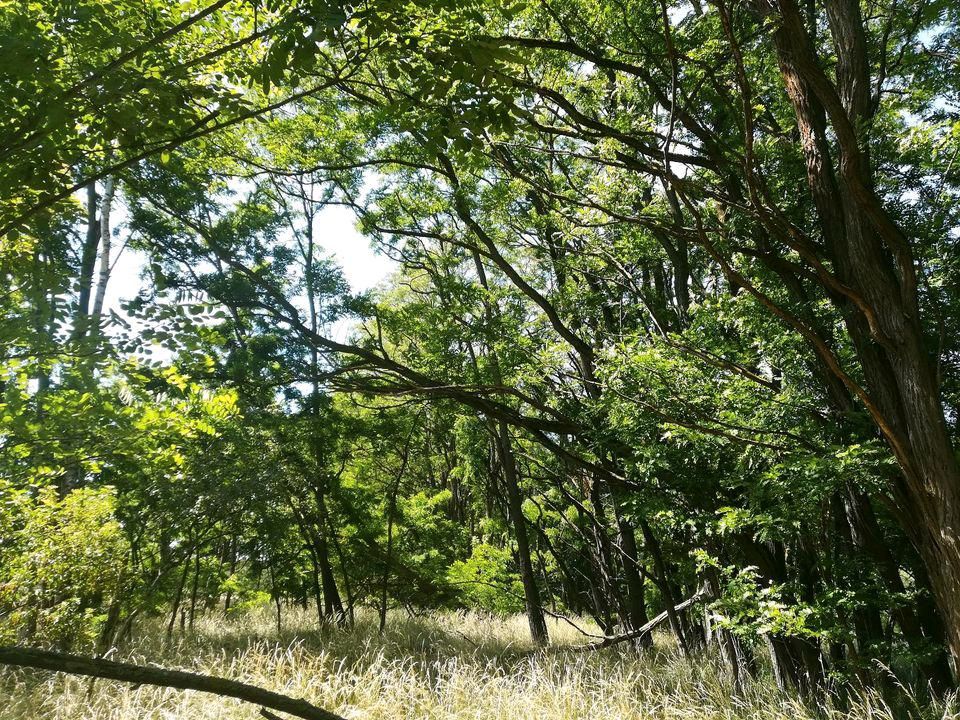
[2,608,958,720]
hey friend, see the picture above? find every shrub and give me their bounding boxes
[0,481,129,650]
[447,543,524,615]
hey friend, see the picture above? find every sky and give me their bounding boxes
[103,202,396,316]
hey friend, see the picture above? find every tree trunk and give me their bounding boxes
[166,554,190,639]
[312,498,345,624]
[586,478,630,633]
[639,519,690,656]
[379,482,398,634]
[223,537,237,615]
[768,0,960,674]
[72,183,100,339]
[611,496,652,649]
[188,550,201,631]
[90,175,114,323]
[325,515,355,626]
[0,646,347,720]
[495,421,549,645]
[306,542,324,626]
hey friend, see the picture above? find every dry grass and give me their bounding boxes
[2,607,958,720]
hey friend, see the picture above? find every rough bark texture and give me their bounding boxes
[764,0,960,673]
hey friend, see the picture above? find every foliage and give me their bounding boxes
[448,544,526,615]
[0,483,128,651]
[1,0,960,708]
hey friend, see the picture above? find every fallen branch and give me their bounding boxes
[578,586,710,651]
[0,646,346,720]
[447,579,605,640]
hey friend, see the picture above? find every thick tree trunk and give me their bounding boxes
[0,646,346,720]
[913,521,960,678]
[767,0,960,674]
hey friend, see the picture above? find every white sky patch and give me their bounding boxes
[100,198,394,359]
[314,204,395,293]
[104,203,394,315]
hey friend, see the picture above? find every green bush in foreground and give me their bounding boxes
[0,483,128,651]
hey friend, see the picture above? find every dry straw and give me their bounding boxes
[2,608,958,720]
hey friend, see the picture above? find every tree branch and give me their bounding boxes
[577,586,709,651]
[0,646,346,720]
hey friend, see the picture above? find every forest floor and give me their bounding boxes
[2,608,957,720]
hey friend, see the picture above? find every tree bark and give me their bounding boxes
[166,553,190,639]
[312,507,344,624]
[72,183,101,339]
[766,0,960,673]
[496,421,549,645]
[639,519,691,656]
[611,496,652,648]
[90,175,114,322]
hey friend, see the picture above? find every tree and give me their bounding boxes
[3,0,960,701]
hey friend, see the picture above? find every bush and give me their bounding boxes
[0,482,129,650]
[447,543,524,615]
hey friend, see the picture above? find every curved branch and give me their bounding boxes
[0,646,346,720]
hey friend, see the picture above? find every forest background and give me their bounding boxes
[2,0,960,716]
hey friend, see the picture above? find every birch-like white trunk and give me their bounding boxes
[90,176,115,322]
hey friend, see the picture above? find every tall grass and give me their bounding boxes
[2,607,957,719]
